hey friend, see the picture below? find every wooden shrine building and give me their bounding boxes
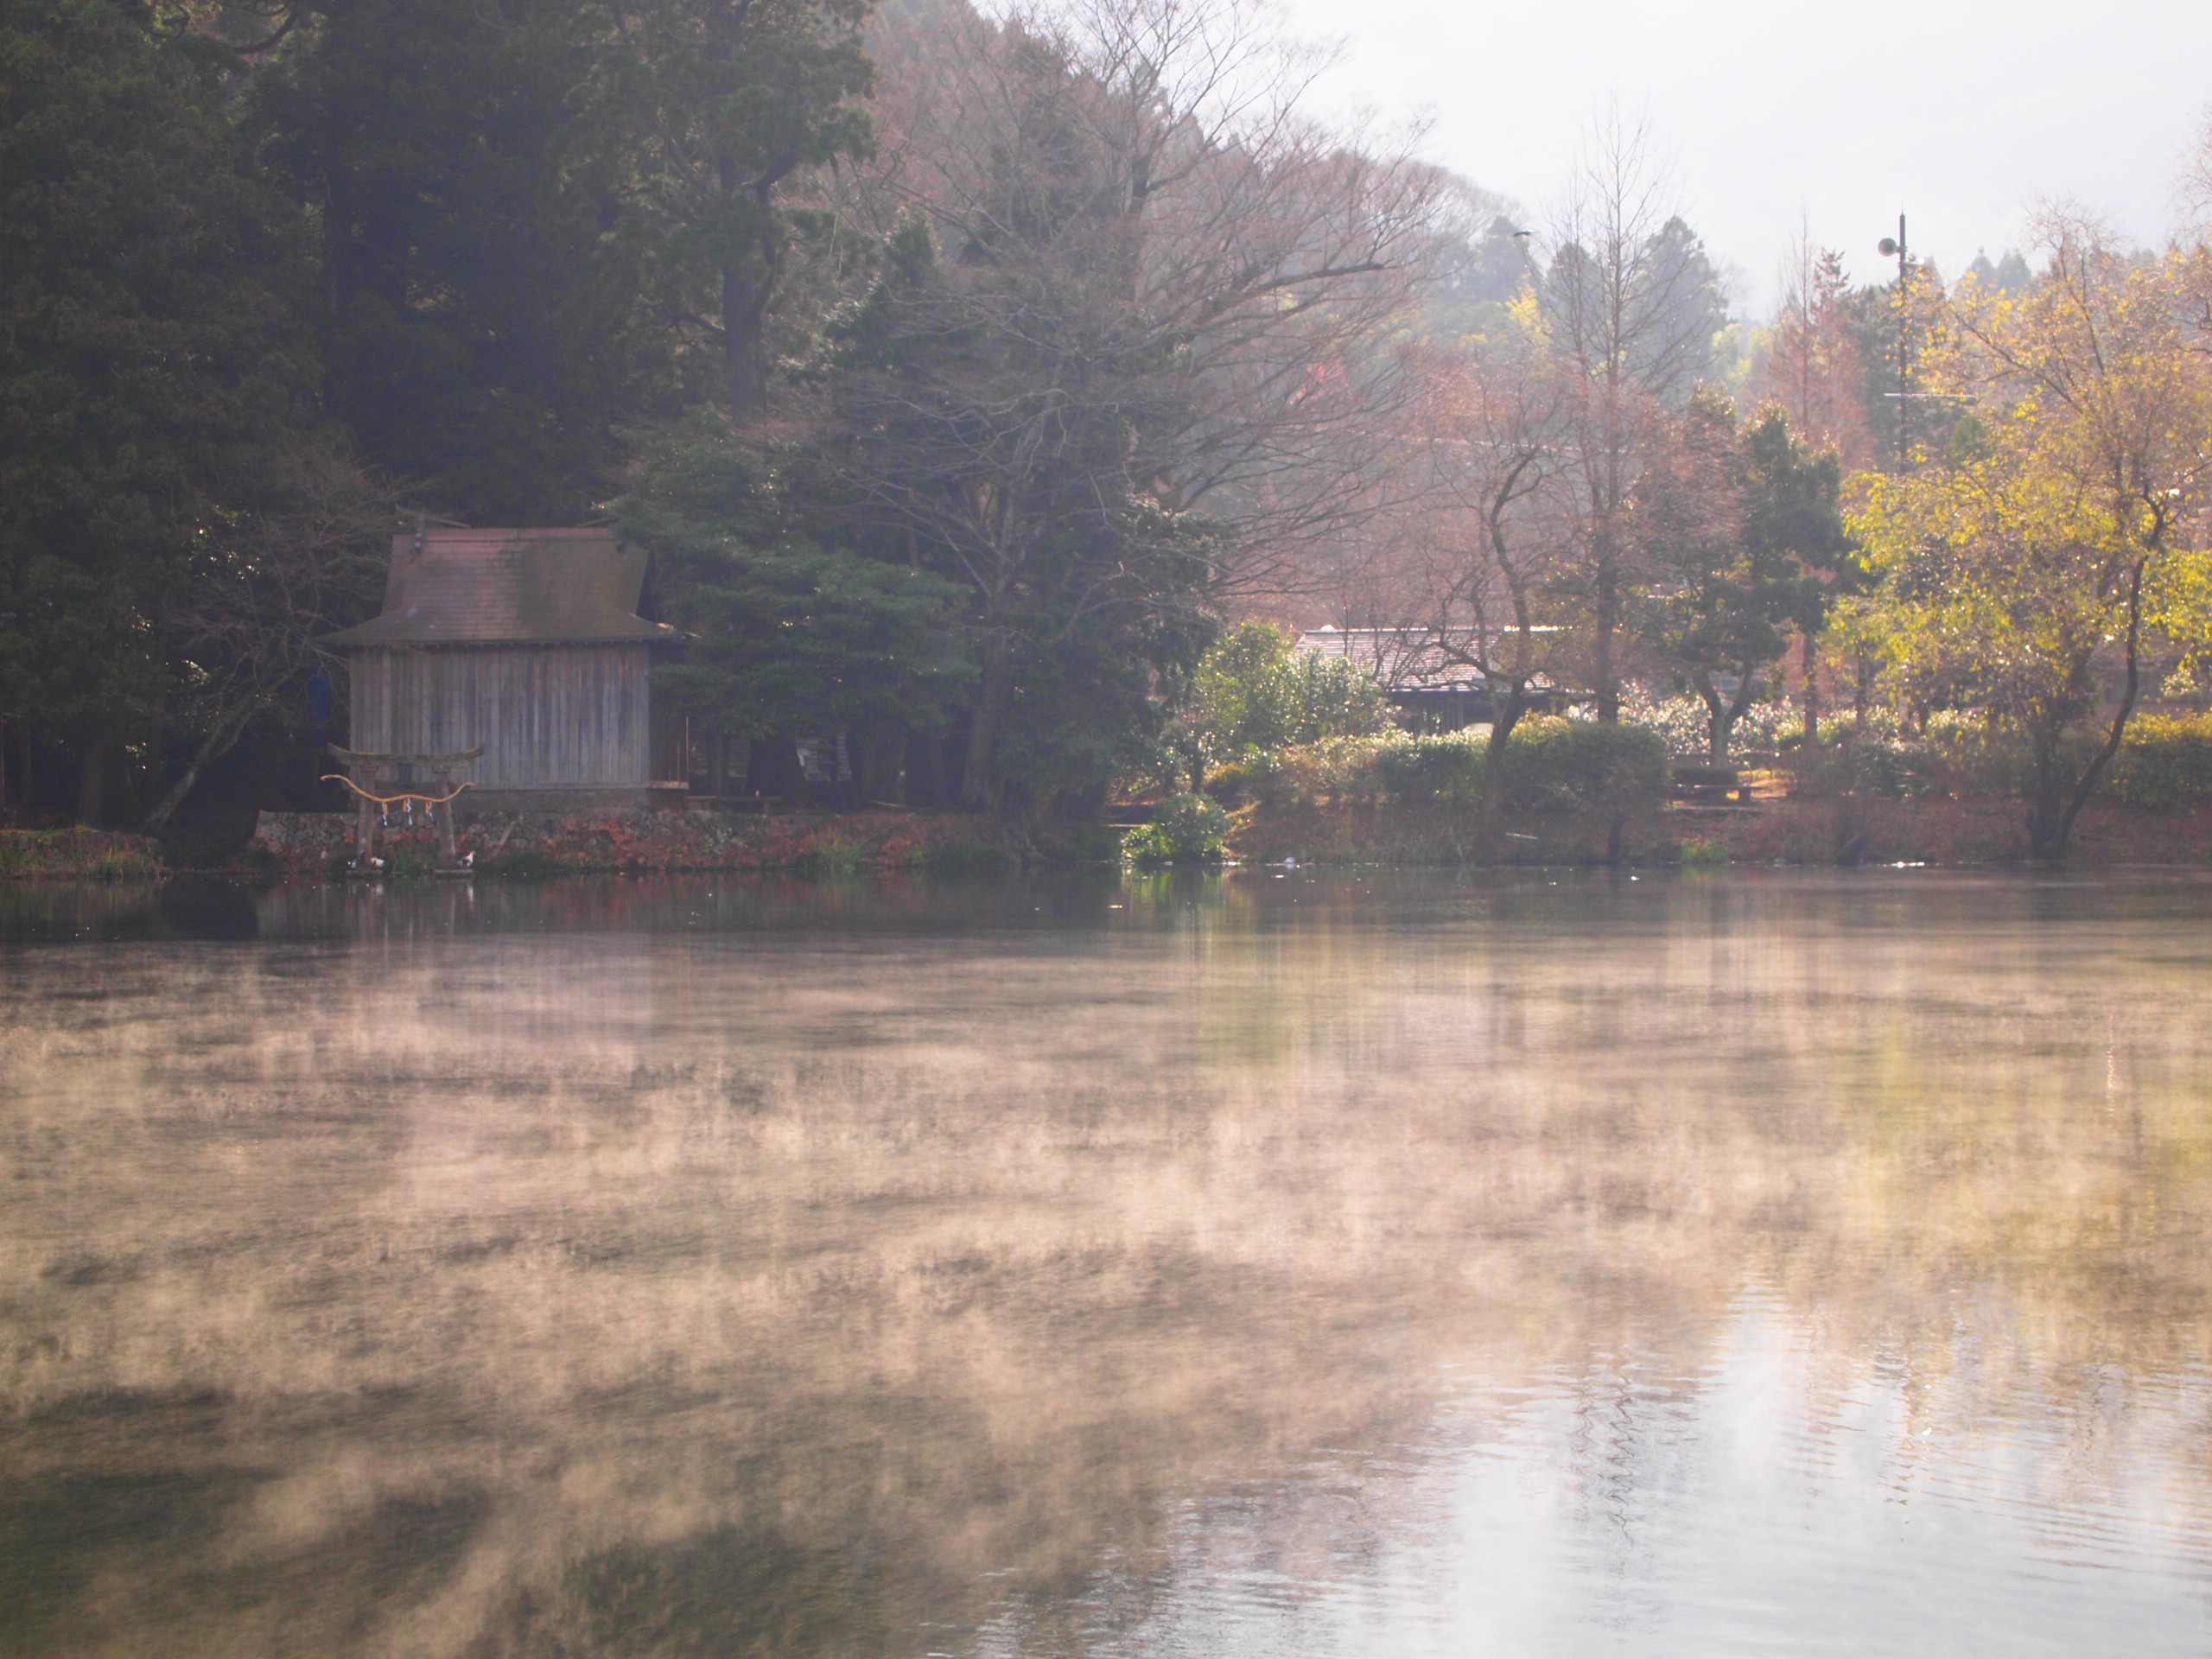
[326,527,683,812]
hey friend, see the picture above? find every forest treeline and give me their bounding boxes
[3,0,2210,856]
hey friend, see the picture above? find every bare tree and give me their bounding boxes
[1541,107,1725,719]
[1758,219,1872,467]
[2179,107,2212,239]
[140,446,392,833]
[822,0,1446,810]
[1750,220,1873,744]
[1402,338,1572,725]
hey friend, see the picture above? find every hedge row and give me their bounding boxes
[1207,718,1669,811]
[2103,715,2212,808]
[1785,715,2212,807]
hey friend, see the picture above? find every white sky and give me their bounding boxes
[1279,0,2212,315]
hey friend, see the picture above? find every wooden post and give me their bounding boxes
[356,789,373,866]
[437,772,458,865]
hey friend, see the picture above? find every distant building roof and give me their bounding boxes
[1295,626,1567,695]
[326,528,678,647]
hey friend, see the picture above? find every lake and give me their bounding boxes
[4,868,2212,1656]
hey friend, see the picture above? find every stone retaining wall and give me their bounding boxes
[251,808,1016,875]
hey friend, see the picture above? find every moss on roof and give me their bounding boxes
[326,529,678,647]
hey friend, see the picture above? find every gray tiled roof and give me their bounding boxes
[325,528,678,647]
[1295,626,1564,694]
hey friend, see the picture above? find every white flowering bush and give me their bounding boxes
[1596,687,1803,762]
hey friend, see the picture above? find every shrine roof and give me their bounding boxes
[325,528,677,647]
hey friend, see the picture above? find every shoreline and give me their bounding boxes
[7,793,2212,882]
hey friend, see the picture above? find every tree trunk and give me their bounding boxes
[1471,682,1531,861]
[722,264,770,421]
[75,740,105,827]
[962,633,1014,812]
[1801,636,1821,747]
[2046,558,2149,861]
[705,0,776,424]
[922,730,950,809]
[2026,729,2068,861]
[1709,670,1758,767]
[1592,575,1618,721]
[143,698,260,835]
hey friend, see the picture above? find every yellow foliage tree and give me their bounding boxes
[1851,221,2212,857]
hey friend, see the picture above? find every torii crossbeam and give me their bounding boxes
[323,746,484,871]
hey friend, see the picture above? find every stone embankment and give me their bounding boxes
[248,806,1019,877]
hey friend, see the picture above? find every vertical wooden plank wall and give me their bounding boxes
[347,646,652,787]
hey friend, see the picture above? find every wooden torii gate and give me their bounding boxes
[321,746,482,871]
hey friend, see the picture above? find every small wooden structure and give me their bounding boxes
[326,528,681,806]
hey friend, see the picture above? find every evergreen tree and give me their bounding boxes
[0,0,340,821]
[620,423,973,804]
[1635,395,1849,764]
[261,0,676,523]
[612,0,879,423]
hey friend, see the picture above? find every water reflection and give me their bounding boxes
[3,871,2212,1656]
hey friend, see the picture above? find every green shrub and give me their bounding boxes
[378,845,443,880]
[1255,731,1484,804]
[1182,623,1389,777]
[789,836,867,877]
[1679,838,1729,869]
[1500,719,1668,810]
[1203,752,1285,808]
[1123,793,1230,865]
[1286,734,1394,801]
[1795,736,1938,799]
[2106,715,2212,808]
[1919,728,2031,798]
[1372,733,1487,803]
[1230,720,1666,813]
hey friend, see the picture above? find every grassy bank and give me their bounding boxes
[0,830,165,882]
[1226,792,2212,868]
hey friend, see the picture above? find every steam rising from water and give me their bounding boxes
[4,871,2211,1656]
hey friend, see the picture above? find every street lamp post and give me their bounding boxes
[1877,214,1910,471]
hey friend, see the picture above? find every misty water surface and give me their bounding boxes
[3,868,2212,1657]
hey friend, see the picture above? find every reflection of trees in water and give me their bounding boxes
[0,877,263,944]
[3,874,2212,1655]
